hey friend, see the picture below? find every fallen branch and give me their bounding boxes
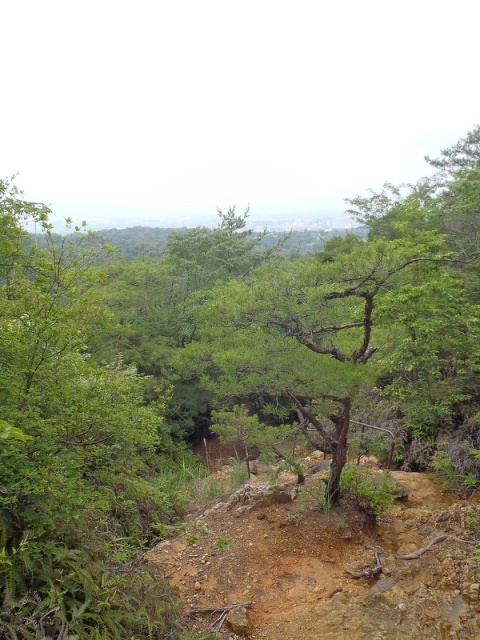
[183,601,253,617]
[205,610,228,634]
[396,534,476,560]
[346,549,382,579]
[183,601,253,637]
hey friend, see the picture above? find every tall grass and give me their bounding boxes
[151,451,208,516]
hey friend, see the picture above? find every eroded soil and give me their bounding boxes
[146,461,480,639]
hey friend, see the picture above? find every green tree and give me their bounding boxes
[179,235,456,502]
[211,404,295,479]
[91,206,286,440]
[344,129,480,475]
[375,267,480,437]
[346,126,480,255]
[165,205,278,297]
[0,178,183,638]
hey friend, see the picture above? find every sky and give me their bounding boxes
[2,0,479,230]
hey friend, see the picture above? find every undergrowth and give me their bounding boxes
[432,439,480,495]
[0,450,213,639]
[340,465,398,517]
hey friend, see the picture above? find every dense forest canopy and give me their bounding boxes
[30,223,367,261]
[1,126,480,638]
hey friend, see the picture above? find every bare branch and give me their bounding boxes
[281,389,340,452]
[269,319,348,361]
[346,548,383,579]
[183,601,253,617]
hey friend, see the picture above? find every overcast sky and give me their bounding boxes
[2,0,479,229]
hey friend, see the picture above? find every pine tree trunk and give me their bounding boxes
[325,397,351,504]
[326,441,348,504]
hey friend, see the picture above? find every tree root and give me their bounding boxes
[346,549,382,579]
[396,534,476,560]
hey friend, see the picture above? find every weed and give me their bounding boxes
[184,522,211,546]
[319,490,334,516]
[284,513,300,524]
[186,532,201,546]
[213,536,232,550]
[175,631,218,640]
[229,456,249,485]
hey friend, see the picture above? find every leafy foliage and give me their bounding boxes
[340,466,398,517]
[0,178,193,638]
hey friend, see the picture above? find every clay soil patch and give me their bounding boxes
[146,471,480,639]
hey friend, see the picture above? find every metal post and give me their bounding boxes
[356,425,366,465]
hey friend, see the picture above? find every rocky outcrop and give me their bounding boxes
[226,482,300,515]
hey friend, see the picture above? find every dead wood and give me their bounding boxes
[183,601,253,617]
[205,610,228,634]
[346,549,382,579]
[183,601,253,636]
[396,534,476,560]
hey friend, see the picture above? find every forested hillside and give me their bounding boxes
[1,127,480,638]
[31,223,367,262]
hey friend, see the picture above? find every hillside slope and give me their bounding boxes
[147,463,480,639]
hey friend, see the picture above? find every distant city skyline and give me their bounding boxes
[46,202,354,232]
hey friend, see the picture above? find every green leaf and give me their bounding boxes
[0,420,33,441]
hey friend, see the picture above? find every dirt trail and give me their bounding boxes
[146,465,480,639]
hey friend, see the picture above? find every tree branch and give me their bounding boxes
[351,293,376,363]
[269,319,348,361]
[281,389,340,452]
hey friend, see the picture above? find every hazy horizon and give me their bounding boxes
[45,203,354,233]
[3,1,479,233]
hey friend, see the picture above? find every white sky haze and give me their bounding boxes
[2,0,480,229]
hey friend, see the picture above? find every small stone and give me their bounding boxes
[194,581,202,591]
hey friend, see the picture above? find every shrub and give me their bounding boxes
[340,465,398,517]
[432,446,480,495]
[0,547,182,639]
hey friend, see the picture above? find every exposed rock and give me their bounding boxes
[226,482,298,513]
[360,455,381,468]
[250,461,276,475]
[393,482,409,500]
[147,459,480,639]
[307,459,331,476]
[463,583,480,612]
[226,606,253,637]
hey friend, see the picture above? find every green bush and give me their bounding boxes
[340,465,398,517]
[0,546,182,639]
[432,447,480,495]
